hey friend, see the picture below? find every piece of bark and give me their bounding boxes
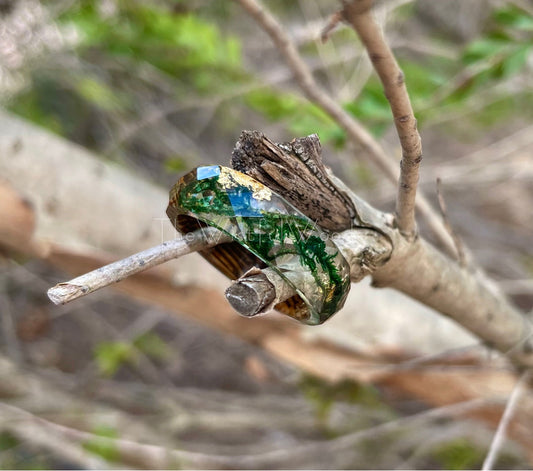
[232,131,356,232]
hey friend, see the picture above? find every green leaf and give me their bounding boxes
[165,156,188,173]
[0,432,18,451]
[462,39,508,64]
[58,2,245,94]
[501,44,531,77]
[245,88,299,121]
[299,374,389,427]
[94,341,135,376]
[8,89,64,136]
[494,6,533,30]
[349,93,391,120]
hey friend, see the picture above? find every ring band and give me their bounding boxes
[167,165,350,325]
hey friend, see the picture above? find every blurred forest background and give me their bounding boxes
[1,0,533,469]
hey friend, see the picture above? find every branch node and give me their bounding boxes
[396,71,405,86]
[320,11,343,43]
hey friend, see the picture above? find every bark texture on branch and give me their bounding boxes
[373,235,533,367]
[340,1,423,239]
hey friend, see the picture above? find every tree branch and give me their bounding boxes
[436,178,466,266]
[47,228,231,305]
[0,395,502,470]
[43,122,533,369]
[234,0,394,181]
[482,370,532,470]
[340,1,422,238]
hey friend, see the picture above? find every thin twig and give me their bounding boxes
[320,11,343,43]
[436,178,466,266]
[1,412,108,469]
[482,370,532,470]
[47,228,231,305]
[233,0,458,257]
[107,51,368,155]
[0,276,23,364]
[498,279,533,295]
[340,1,422,238]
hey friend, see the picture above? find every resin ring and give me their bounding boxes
[166,166,350,325]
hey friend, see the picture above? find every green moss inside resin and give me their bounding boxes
[171,166,350,324]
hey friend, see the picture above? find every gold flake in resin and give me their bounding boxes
[218,166,272,201]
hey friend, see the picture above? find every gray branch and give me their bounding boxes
[47,228,231,305]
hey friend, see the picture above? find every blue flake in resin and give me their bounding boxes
[228,189,263,217]
[196,165,221,180]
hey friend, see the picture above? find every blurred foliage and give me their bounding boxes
[94,332,169,376]
[0,432,18,452]
[5,0,532,171]
[61,1,244,93]
[242,2,533,141]
[133,331,170,360]
[82,425,120,463]
[299,374,392,432]
[94,341,135,376]
[432,439,485,470]
[0,432,49,469]
[341,3,533,136]
[164,155,189,173]
[7,1,250,175]
[432,437,524,470]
